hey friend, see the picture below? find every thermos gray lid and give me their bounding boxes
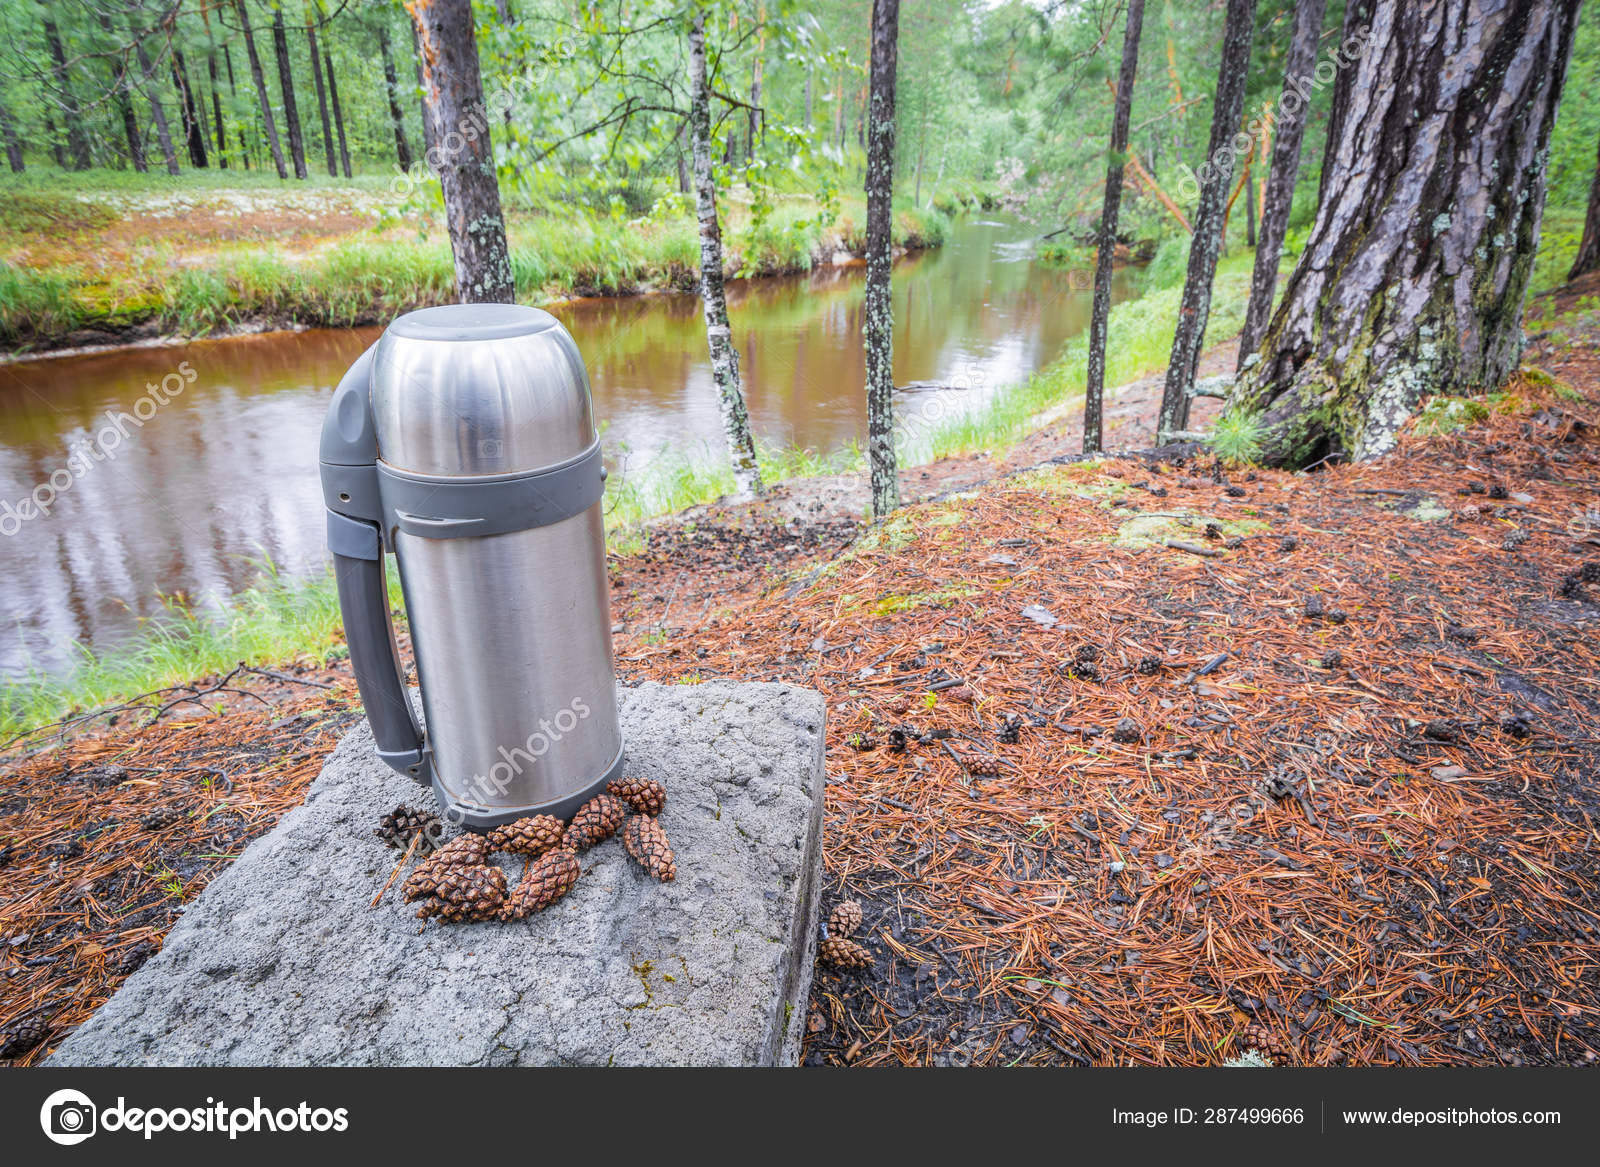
[371,303,596,479]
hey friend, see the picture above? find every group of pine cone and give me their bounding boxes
[390,776,675,925]
[818,899,872,970]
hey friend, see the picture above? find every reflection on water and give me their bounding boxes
[0,215,1127,677]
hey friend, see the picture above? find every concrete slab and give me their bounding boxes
[50,681,826,1067]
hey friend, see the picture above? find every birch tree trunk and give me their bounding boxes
[1157,0,1257,440]
[1231,0,1580,466]
[1237,0,1327,369]
[378,21,414,171]
[305,9,337,176]
[271,10,308,179]
[1083,0,1145,454]
[1568,127,1600,280]
[863,0,902,516]
[688,11,762,501]
[234,0,289,178]
[406,0,516,304]
[132,22,182,177]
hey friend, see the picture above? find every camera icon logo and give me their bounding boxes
[40,1088,97,1145]
[477,437,505,459]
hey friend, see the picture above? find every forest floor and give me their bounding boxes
[2,316,1598,1066]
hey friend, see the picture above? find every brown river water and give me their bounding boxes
[0,215,1130,678]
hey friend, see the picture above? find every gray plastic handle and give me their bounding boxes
[328,511,430,784]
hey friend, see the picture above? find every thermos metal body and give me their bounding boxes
[320,304,623,830]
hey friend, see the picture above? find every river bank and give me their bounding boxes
[0,175,968,356]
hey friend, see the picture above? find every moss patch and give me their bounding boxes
[1108,512,1269,552]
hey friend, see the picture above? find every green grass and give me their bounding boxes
[0,559,381,742]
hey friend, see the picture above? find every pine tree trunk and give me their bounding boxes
[305,11,337,176]
[131,23,181,177]
[864,0,902,517]
[1084,0,1146,454]
[0,94,25,173]
[44,112,66,169]
[1237,0,1327,369]
[172,51,210,168]
[1233,0,1580,466]
[272,10,308,179]
[411,22,437,155]
[235,0,289,178]
[324,43,352,178]
[406,0,515,304]
[40,14,91,171]
[208,56,229,170]
[688,11,762,501]
[379,22,415,171]
[1568,127,1600,281]
[1156,0,1258,440]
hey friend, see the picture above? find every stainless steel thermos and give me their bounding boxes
[319,304,623,830]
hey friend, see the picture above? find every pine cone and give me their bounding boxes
[0,1014,51,1059]
[140,807,183,830]
[563,794,626,851]
[622,815,677,882]
[964,753,1003,777]
[827,900,863,939]
[415,864,507,922]
[113,939,158,976]
[944,685,976,704]
[486,814,565,856]
[375,804,444,852]
[607,776,667,817]
[1111,717,1142,744]
[499,848,581,920]
[818,937,872,970]
[401,833,491,901]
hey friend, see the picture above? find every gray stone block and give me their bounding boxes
[51,681,826,1067]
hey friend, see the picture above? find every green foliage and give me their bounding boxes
[1207,409,1266,464]
[1413,396,1490,436]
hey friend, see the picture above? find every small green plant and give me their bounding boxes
[922,692,937,710]
[1207,409,1266,464]
[1413,395,1490,435]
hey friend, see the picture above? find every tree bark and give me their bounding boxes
[1156,0,1258,440]
[271,10,308,178]
[234,0,288,178]
[864,0,902,516]
[688,11,762,501]
[131,21,181,176]
[379,21,415,171]
[1083,0,1146,455]
[405,0,515,303]
[1237,0,1327,370]
[411,20,437,155]
[0,94,25,173]
[305,8,337,176]
[98,12,148,173]
[324,44,352,178]
[1568,126,1600,280]
[172,50,210,168]
[40,13,91,171]
[208,55,229,169]
[1232,0,1580,466]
